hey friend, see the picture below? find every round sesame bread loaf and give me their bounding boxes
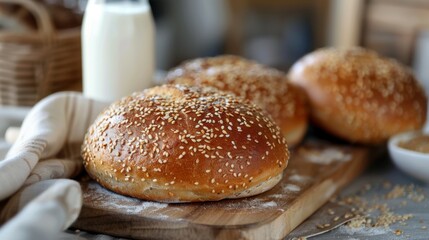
[82,84,289,202]
[166,55,308,147]
[288,47,427,144]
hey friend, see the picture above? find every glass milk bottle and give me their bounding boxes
[82,0,155,102]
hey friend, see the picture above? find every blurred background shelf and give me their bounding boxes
[0,0,428,100]
[225,0,330,70]
[364,0,429,65]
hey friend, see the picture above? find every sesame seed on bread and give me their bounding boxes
[82,84,289,202]
[167,55,309,147]
[288,47,427,144]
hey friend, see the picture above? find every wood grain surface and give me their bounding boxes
[73,140,372,240]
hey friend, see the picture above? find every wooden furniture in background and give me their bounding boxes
[363,0,429,65]
[330,0,429,65]
[329,0,365,48]
[226,0,429,67]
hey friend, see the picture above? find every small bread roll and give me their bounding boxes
[289,47,427,144]
[82,84,289,202]
[167,55,308,147]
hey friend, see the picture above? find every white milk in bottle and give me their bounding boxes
[82,0,155,102]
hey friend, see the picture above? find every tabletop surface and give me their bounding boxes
[59,153,429,240]
[0,107,427,240]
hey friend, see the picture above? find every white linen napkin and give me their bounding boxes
[0,180,82,240]
[0,92,109,239]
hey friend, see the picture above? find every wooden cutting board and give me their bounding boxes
[73,140,372,240]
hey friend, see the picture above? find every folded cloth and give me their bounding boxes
[23,158,82,187]
[0,180,82,240]
[0,92,109,238]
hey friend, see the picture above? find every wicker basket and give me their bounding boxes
[0,0,82,106]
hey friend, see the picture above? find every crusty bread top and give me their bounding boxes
[82,84,289,200]
[289,47,427,143]
[167,55,309,146]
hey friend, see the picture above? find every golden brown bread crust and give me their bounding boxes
[166,55,309,147]
[288,47,427,144]
[166,55,262,76]
[82,84,289,202]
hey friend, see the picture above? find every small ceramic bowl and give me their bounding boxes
[388,131,429,183]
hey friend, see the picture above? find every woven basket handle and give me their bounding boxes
[0,0,57,101]
[0,0,55,38]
